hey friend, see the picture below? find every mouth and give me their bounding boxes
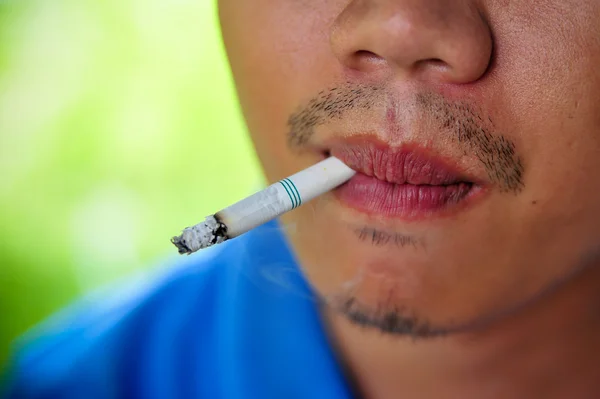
[325,139,487,220]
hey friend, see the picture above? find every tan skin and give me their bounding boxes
[219,1,600,398]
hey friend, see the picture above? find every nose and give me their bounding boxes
[330,0,493,84]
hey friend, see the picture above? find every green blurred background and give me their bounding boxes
[0,0,262,371]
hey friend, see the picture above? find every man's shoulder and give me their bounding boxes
[3,222,308,398]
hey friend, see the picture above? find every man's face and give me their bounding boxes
[218,0,600,336]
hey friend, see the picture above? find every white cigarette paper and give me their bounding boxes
[172,156,356,254]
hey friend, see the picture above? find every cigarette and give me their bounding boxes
[171,156,356,255]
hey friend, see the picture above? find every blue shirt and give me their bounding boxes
[3,222,353,399]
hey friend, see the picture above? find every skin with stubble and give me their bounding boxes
[218,1,600,398]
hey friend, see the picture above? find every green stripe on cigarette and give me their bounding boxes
[279,179,297,209]
[284,178,302,208]
[281,179,298,209]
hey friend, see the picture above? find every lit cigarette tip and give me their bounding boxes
[170,235,192,255]
[171,216,228,255]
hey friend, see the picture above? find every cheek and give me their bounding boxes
[219,0,344,179]
[481,1,600,248]
[487,1,600,141]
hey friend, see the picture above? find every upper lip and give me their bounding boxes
[328,138,481,186]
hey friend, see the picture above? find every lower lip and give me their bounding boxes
[335,173,479,219]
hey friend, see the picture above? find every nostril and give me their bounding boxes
[417,58,448,68]
[413,58,452,77]
[426,58,445,65]
[350,50,386,70]
[355,50,379,59]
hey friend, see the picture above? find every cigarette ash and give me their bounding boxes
[171,215,228,255]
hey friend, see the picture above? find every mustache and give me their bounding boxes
[287,84,524,194]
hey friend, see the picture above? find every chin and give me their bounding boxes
[285,214,508,337]
[287,223,456,334]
